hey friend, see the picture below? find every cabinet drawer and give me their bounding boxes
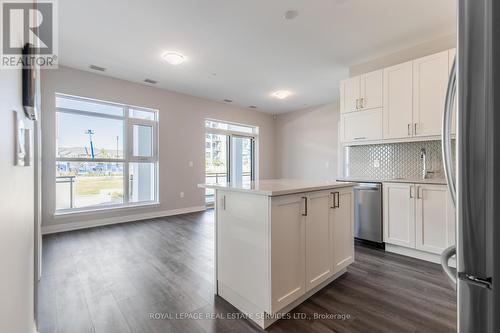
[341,108,383,142]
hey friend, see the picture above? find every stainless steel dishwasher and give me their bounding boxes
[353,183,383,244]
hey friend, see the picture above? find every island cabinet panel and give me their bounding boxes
[331,188,354,274]
[270,194,306,312]
[305,191,334,291]
[217,191,271,312]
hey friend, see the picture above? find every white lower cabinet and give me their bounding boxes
[306,191,333,290]
[271,194,306,312]
[415,185,456,254]
[383,183,455,255]
[331,188,354,274]
[383,183,415,247]
[270,187,354,312]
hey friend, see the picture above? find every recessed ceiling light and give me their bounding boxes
[285,10,299,20]
[271,90,292,99]
[161,51,186,65]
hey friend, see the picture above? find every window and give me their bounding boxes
[55,94,158,212]
[204,119,257,205]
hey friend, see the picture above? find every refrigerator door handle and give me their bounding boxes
[441,245,457,287]
[442,56,457,206]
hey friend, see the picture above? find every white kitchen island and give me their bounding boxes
[198,179,356,328]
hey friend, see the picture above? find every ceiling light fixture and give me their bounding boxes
[161,51,186,65]
[284,10,299,20]
[271,90,292,99]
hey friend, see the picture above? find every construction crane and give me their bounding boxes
[85,129,95,159]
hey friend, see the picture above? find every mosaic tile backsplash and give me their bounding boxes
[344,140,447,180]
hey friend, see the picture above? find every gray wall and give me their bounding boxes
[274,103,341,180]
[0,70,36,331]
[41,66,275,229]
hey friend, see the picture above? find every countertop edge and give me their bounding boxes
[198,182,357,196]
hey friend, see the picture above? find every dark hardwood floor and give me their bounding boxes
[38,210,456,333]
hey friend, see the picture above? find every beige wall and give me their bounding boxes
[274,103,341,180]
[41,66,275,229]
[349,34,456,76]
[0,71,36,331]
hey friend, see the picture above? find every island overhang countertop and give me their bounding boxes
[198,178,356,196]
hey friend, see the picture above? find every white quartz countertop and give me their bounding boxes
[198,179,356,196]
[336,177,447,185]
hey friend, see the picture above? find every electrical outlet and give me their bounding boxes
[180,192,185,198]
[373,159,380,168]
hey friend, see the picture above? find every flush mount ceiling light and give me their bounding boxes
[271,90,292,99]
[161,51,186,65]
[284,10,299,20]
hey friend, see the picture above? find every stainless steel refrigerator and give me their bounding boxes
[441,0,499,331]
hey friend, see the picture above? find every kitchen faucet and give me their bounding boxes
[420,148,433,179]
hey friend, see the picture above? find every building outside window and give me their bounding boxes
[55,94,158,212]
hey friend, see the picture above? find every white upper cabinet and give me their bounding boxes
[341,108,383,142]
[341,70,383,114]
[341,76,361,113]
[360,70,383,110]
[412,51,450,137]
[383,61,413,139]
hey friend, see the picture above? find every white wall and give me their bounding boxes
[41,66,275,230]
[349,34,456,76]
[274,103,340,180]
[0,71,36,331]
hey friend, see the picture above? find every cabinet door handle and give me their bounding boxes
[414,123,418,135]
[407,123,411,136]
[330,192,335,208]
[335,192,340,208]
[302,197,308,216]
[355,98,359,110]
[221,195,226,210]
[353,137,367,140]
[417,187,422,199]
[360,98,364,109]
[409,186,414,199]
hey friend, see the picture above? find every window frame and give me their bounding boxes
[55,93,159,214]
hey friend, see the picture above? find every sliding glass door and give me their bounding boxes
[204,120,257,204]
[205,133,229,204]
[230,136,254,184]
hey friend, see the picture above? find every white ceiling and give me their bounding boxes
[59,0,456,113]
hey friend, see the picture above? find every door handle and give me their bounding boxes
[360,97,365,109]
[440,245,457,287]
[409,186,414,198]
[414,123,418,135]
[353,137,367,140]
[330,192,335,208]
[407,123,411,136]
[335,192,340,208]
[442,56,457,206]
[221,195,226,210]
[355,98,359,110]
[302,197,308,216]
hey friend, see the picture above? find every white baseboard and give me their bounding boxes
[385,244,456,267]
[41,206,206,234]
